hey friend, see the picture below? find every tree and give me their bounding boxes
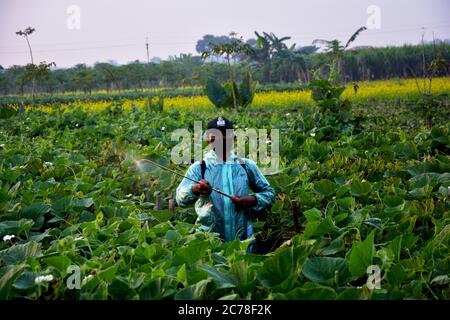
[94,62,119,92]
[196,34,233,56]
[0,65,9,94]
[15,26,56,96]
[16,27,35,64]
[121,61,147,91]
[313,26,366,84]
[248,32,292,83]
[16,27,37,95]
[201,32,255,110]
[72,64,96,93]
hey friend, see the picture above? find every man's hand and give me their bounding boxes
[233,195,257,210]
[192,179,212,196]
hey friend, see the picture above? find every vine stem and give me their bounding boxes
[421,272,438,300]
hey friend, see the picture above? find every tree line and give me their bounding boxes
[0,31,449,95]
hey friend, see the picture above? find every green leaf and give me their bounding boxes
[350,180,372,197]
[42,255,72,273]
[348,231,375,278]
[0,219,34,237]
[337,288,364,299]
[176,264,188,287]
[364,218,382,230]
[408,185,433,199]
[139,277,176,300]
[73,197,94,208]
[383,195,405,212]
[303,220,320,240]
[0,241,42,264]
[20,202,51,220]
[317,237,345,256]
[302,257,351,286]
[239,72,255,107]
[336,197,356,210]
[270,200,284,214]
[277,285,337,300]
[218,294,239,300]
[204,78,228,108]
[199,264,237,289]
[174,279,210,300]
[393,142,417,160]
[151,210,173,223]
[314,216,339,237]
[51,195,73,216]
[129,272,145,289]
[257,245,311,292]
[313,179,337,197]
[387,235,402,262]
[108,276,132,299]
[0,264,29,299]
[303,208,322,222]
[13,271,37,290]
[223,81,239,108]
[386,263,407,287]
[173,240,210,265]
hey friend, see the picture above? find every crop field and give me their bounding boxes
[0,77,449,300]
[6,77,450,113]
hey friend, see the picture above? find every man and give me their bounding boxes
[176,116,275,249]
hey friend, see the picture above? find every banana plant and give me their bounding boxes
[313,26,367,84]
[204,71,255,109]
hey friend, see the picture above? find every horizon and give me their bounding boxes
[1,0,450,69]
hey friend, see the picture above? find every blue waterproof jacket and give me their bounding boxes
[176,149,276,243]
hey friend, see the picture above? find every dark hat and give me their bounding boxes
[207,116,234,131]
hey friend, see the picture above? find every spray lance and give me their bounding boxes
[136,159,240,203]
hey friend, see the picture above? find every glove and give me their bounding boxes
[192,179,212,196]
[233,195,257,210]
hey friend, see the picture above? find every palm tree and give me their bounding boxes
[16,27,35,64]
[16,27,36,95]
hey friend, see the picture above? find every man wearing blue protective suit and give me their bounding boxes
[176,116,276,249]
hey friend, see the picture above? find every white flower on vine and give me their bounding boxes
[161,127,166,131]
[43,162,53,168]
[310,132,316,137]
[35,275,54,284]
[3,234,15,241]
[82,274,95,286]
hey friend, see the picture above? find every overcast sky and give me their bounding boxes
[0,0,449,68]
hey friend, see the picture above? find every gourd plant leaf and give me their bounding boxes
[302,257,351,286]
[204,78,228,108]
[348,231,375,278]
[257,245,311,293]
